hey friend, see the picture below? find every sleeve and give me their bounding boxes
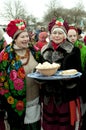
[62,47,82,72]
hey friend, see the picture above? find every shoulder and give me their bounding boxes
[41,42,53,55]
[29,44,36,57]
[29,44,43,63]
[60,40,74,53]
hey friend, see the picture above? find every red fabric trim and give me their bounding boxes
[69,98,81,126]
[69,100,77,126]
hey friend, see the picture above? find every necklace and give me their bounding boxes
[17,49,30,66]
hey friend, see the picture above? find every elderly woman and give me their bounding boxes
[40,18,82,130]
[0,19,41,130]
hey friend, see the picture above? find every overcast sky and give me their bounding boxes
[22,0,86,19]
[0,0,86,24]
[22,0,86,18]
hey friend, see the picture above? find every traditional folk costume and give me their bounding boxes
[0,19,41,130]
[40,18,82,130]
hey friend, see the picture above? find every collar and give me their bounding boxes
[52,41,59,50]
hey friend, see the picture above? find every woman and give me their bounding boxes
[34,31,48,64]
[40,18,82,130]
[67,26,86,72]
[67,26,86,130]
[35,31,48,50]
[0,19,40,130]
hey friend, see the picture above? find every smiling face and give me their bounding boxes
[14,31,29,49]
[67,29,78,44]
[51,28,66,44]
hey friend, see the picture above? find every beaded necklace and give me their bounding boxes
[17,49,30,66]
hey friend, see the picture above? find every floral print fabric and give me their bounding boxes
[0,43,26,116]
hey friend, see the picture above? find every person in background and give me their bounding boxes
[33,31,48,64]
[0,27,12,52]
[35,31,48,50]
[0,19,41,130]
[77,27,83,41]
[41,26,46,32]
[28,30,36,46]
[83,35,86,45]
[67,26,86,72]
[67,25,86,130]
[40,17,82,130]
[35,25,41,42]
[0,28,7,51]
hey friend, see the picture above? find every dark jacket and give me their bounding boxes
[40,40,82,105]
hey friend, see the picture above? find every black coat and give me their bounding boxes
[40,40,82,105]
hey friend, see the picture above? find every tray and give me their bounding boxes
[27,71,82,80]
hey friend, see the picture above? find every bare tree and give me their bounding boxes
[0,0,28,21]
[43,0,62,25]
[42,0,86,28]
[0,0,39,29]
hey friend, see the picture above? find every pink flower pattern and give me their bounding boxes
[0,88,9,95]
[14,78,24,90]
[0,49,4,62]
[10,70,18,81]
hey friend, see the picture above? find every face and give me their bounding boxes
[51,28,66,44]
[15,31,29,49]
[67,29,78,44]
[39,36,47,42]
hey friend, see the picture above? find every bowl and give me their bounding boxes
[36,62,60,76]
[37,67,59,76]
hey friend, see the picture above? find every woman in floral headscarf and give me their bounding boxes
[0,19,41,130]
[40,17,82,130]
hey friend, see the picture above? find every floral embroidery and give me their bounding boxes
[0,75,5,82]
[7,96,14,104]
[0,88,9,95]
[16,22,25,30]
[4,81,9,88]
[0,49,4,62]
[16,100,24,111]
[10,70,18,81]
[55,18,64,26]
[0,43,26,116]
[18,67,25,79]
[14,78,24,90]
[2,52,9,60]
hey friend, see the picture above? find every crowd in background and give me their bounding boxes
[1,17,86,130]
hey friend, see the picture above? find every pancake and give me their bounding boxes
[59,69,78,75]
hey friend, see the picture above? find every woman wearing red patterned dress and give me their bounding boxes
[40,17,82,130]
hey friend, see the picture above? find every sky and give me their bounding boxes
[0,0,86,24]
[22,0,86,20]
